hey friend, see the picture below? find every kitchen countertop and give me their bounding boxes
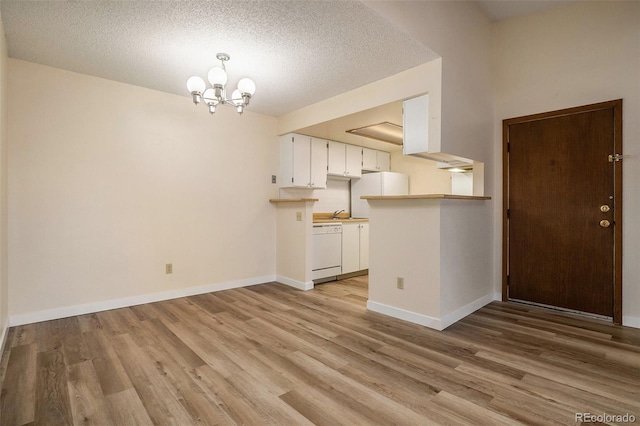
[313,218,369,223]
[361,194,491,200]
[313,213,368,224]
[269,198,319,203]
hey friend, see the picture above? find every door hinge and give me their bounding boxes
[608,153,630,162]
[291,177,294,183]
[506,208,510,219]
[507,142,510,153]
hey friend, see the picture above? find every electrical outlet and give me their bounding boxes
[296,212,302,221]
[272,175,277,184]
[166,263,173,274]
[397,277,404,290]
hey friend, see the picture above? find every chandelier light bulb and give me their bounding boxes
[231,89,242,102]
[202,88,216,103]
[207,66,228,86]
[186,76,206,94]
[237,78,256,96]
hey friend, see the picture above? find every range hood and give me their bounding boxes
[436,159,474,172]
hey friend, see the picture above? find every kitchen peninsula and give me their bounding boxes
[362,194,494,330]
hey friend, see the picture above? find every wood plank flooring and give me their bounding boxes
[1,276,639,425]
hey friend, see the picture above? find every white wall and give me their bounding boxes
[8,60,279,323]
[390,150,452,194]
[279,178,351,215]
[363,1,494,165]
[274,201,314,290]
[493,1,640,326]
[0,11,9,344]
[367,200,442,317]
[359,1,496,313]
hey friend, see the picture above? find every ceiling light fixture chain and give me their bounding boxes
[186,53,256,115]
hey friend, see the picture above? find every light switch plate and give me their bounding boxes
[296,212,302,221]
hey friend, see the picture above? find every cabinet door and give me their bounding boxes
[292,135,312,187]
[341,223,360,274]
[310,137,328,188]
[359,223,369,270]
[403,94,430,155]
[345,144,362,178]
[377,151,390,172]
[327,141,346,176]
[362,148,378,171]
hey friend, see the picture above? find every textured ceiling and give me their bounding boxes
[0,1,439,117]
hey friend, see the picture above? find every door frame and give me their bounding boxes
[502,99,623,324]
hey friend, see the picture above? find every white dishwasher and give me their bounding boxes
[312,223,342,280]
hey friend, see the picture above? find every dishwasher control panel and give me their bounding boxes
[312,224,342,234]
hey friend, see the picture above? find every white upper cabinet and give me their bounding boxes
[328,141,362,178]
[377,151,390,171]
[280,134,327,188]
[403,94,430,155]
[345,144,363,177]
[310,137,328,188]
[362,148,390,172]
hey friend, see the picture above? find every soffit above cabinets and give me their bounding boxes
[297,101,404,152]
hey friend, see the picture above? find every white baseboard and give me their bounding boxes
[367,291,497,331]
[623,316,640,329]
[439,292,497,330]
[367,300,444,330]
[276,275,314,291]
[9,275,276,327]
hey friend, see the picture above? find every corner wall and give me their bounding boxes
[493,1,640,327]
[0,10,9,346]
[8,60,279,324]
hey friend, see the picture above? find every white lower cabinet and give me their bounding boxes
[341,222,369,274]
[359,223,369,270]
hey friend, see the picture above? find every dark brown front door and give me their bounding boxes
[503,100,622,322]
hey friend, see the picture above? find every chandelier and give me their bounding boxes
[186,53,256,115]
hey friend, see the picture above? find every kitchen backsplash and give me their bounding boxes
[278,177,350,214]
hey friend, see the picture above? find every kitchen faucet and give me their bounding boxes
[331,209,345,219]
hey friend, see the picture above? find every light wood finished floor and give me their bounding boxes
[1,276,639,425]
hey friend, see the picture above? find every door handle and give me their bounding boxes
[599,219,611,228]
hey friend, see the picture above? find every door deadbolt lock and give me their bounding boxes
[599,219,611,228]
[600,205,611,213]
